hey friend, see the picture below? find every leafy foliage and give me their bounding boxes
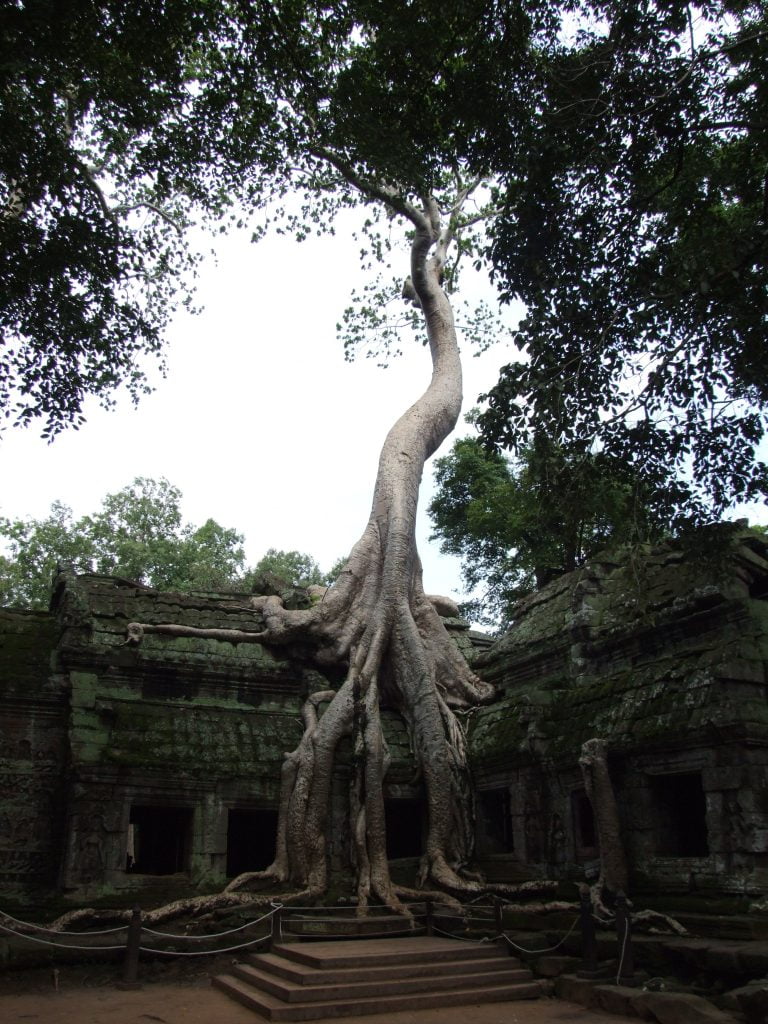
[429,433,665,627]
[246,548,333,588]
[0,477,246,607]
[0,0,546,434]
[477,1,768,524]
[3,1,765,528]
[0,3,225,435]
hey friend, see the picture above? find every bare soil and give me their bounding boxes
[0,961,630,1024]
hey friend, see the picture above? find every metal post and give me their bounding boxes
[493,897,503,936]
[425,900,434,936]
[270,905,283,951]
[614,891,636,985]
[573,884,610,978]
[118,906,142,989]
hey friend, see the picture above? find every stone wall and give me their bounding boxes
[0,609,68,900]
[0,572,428,907]
[467,530,768,900]
[2,530,768,912]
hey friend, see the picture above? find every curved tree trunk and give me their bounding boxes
[228,199,495,907]
[125,194,498,911]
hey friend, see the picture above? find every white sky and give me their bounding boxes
[1,206,764,604]
[0,210,519,600]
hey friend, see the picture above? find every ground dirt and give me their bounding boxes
[0,961,632,1024]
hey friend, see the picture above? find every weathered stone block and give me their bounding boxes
[593,983,642,1017]
[631,991,738,1024]
[535,954,581,977]
[554,973,598,1006]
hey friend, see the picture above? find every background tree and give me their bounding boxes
[247,548,330,588]
[429,432,663,628]
[0,477,246,607]
[477,1,768,525]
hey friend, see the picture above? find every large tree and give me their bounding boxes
[477,1,768,525]
[0,477,247,607]
[6,1,764,916]
[429,433,663,628]
[108,1,535,909]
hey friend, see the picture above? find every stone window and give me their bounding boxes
[384,798,424,859]
[650,772,709,857]
[571,789,598,860]
[126,805,192,874]
[226,809,278,878]
[477,789,514,853]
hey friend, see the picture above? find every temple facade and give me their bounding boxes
[2,527,768,916]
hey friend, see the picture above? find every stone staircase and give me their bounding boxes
[212,935,543,1020]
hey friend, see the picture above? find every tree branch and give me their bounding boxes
[112,200,185,233]
[308,146,429,231]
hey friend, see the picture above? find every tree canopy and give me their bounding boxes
[0,479,339,609]
[3,0,766,916]
[3,1,764,519]
[0,3,224,434]
[0,477,247,607]
[429,432,663,627]
[477,1,768,526]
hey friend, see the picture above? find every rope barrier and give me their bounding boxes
[500,915,580,954]
[1,902,282,956]
[0,898,583,967]
[282,926,420,940]
[137,935,270,956]
[0,921,124,951]
[616,910,631,985]
[432,924,493,943]
[143,904,277,940]
[0,910,127,936]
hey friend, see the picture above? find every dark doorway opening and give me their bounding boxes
[477,789,514,853]
[385,799,424,859]
[651,772,709,856]
[571,789,598,859]
[226,809,278,877]
[126,805,192,874]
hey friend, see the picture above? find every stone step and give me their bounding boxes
[271,936,506,969]
[212,936,543,1021]
[231,960,534,1002]
[248,949,518,986]
[212,973,544,1021]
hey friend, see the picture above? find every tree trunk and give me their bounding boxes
[124,194,498,910]
[230,198,496,907]
[579,738,629,902]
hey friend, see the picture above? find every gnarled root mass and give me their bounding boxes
[230,518,498,911]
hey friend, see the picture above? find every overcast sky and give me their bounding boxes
[2,205,764,605]
[0,211,520,600]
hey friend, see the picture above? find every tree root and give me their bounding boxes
[632,908,688,935]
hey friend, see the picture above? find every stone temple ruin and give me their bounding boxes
[2,527,768,1005]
